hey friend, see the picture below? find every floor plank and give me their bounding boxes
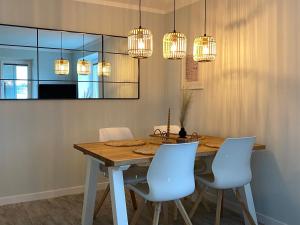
[0,191,244,225]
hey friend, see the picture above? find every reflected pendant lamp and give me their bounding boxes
[193,0,216,62]
[98,36,111,77]
[163,0,187,59]
[54,32,70,75]
[77,34,91,75]
[128,0,153,58]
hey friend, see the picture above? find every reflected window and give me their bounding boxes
[0,61,32,99]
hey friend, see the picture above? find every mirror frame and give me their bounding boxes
[0,23,140,100]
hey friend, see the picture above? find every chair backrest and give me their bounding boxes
[153,125,181,134]
[98,127,134,142]
[212,137,256,188]
[146,142,199,201]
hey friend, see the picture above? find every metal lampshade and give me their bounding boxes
[128,28,153,58]
[163,32,187,59]
[193,35,216,62]
[54,59,69,75]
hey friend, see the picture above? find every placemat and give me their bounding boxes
[204,142,222,148]
[133,145,159,155]
[104,140,146,147]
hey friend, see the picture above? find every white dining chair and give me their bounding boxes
[153,125,181,134]
[93,127,148,219]
[128,142,199,225]
[189,137,256,225]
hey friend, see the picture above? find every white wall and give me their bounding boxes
[165,0,300,224]
[0,0,168,198]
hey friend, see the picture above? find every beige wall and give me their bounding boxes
[166,0,300,224]
[0,0,168,197]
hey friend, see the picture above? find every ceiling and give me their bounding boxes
[73,0,200,14]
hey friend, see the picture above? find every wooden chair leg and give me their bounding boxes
[129,190,138,210]
[173,202,178,220]
[202,198,211,212]
[153,202,162,225]
[220,190,224,217]
[130,199,147,225]
[163,202,169,225]
[196,182,210,212]
[189,186,206,218]
[93,184,110,219]
[215,190,223,225]
[234,189,256,225]
[175,199,193,225]
[146,201,154,216]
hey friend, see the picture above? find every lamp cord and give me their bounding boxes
[204,0,207,36]
[139,0,142,28]
[173,0,176,32]
[82,34,85,59]
[60,32,63,59]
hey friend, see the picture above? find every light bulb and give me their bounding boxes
[138,38,145,49]
[171,42,177,52]
[203,46,209,55]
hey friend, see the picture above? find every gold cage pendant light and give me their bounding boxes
[98,36,111,77]
[128,0,153,59]
[77,34,91,75]
[54,32,70,75]
[193,0,216,62]
[163,0,187,59]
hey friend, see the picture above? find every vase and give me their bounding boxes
[179,127,187,138]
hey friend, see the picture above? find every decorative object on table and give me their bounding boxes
[193,0,216,62]
[181,55,204,90]
[128,0,153,59]
[163,0,187,59]
[104,139,146,147]
[54,31,70,75]
[179,90,192,138]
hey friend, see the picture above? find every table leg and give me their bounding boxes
[109,166,130,225]
[241,184,258,225]
[82,156,99,225]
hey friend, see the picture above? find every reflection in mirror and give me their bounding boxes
[0,25,139,100]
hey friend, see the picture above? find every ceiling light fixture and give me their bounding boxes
[193,0,216,62]
[163,0,187,60]
[128,0,153,59]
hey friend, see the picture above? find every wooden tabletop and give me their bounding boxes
[74,136,266,167]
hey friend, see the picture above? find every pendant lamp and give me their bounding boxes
[77,33,91,75]
[193,0,216,62]
[163,0,187,59]
[54,32,70,75]
[98,36,111,76]
[128,0,153,58]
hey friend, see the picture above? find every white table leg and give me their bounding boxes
[109,166,130,225]
[241,183,258,225]
[82,156,99,225]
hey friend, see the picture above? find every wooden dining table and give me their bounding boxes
[74,135,265,225]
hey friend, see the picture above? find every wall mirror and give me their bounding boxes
[0,24,139,100]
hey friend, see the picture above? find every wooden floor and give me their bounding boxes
[0,191,244,225]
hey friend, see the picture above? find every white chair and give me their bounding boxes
[189,137,256,225]
[128,142,199,225]
[93,127,148,218]
[153,125,181,134]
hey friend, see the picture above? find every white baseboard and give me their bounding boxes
[0,182,108,206]
[205,192,287,225]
